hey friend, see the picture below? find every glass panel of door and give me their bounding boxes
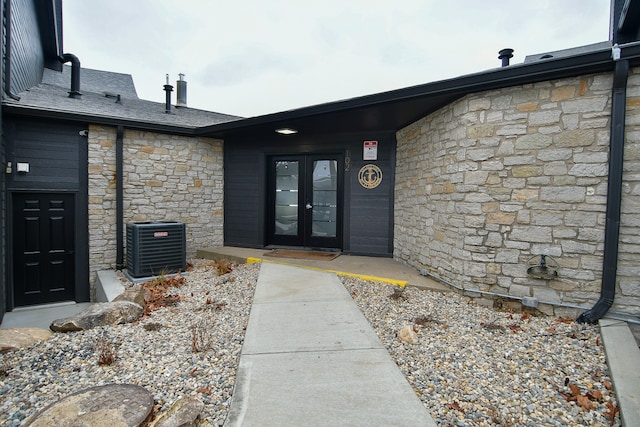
[274,160,299,236]
[311,160,337,238]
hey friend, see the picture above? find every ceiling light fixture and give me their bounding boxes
[275,127,298,135]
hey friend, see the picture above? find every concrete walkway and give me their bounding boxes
[224,262,436,427]
[197,246,449,292]
[0,302,92,330]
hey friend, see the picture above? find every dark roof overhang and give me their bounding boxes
[1,104,201,136]
[197,41,640,140]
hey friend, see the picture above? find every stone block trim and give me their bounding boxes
[88,125,223,296]
[395,68,640,318]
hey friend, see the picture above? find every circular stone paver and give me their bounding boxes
[24,383,154,427]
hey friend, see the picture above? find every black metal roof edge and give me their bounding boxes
[37,0,63,69]
[197,42,640,136]
[6,42,640,139]
[2,104,202,136]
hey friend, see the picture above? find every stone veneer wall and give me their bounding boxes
[394,67,640,318]
[88,125,224,296]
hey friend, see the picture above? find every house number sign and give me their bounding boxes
[358,164,382,189]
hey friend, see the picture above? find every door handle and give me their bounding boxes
[305,202,313,210]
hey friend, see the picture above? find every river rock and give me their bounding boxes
[155,396,204,427]
[0,327,52,352]
[23,383,154,427]
[397,324,419,344]
[50,301,143,332]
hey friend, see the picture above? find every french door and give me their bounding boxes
[268,154,343,249]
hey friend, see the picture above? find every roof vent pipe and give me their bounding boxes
[498,48,514,67]
[60,53,82,98]
[164,74,173,114]
[176,73,187,107]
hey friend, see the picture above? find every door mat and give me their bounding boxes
[264,249,340,261]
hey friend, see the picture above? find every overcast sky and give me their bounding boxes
[62,0,611,118]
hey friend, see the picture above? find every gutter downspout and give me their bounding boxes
[115,126,125,270]
[577,56,629,324]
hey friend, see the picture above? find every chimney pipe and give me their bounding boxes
[61,53,82,98]
[176,73,187,107]
[164,74,173,114]
[498,48,514,67]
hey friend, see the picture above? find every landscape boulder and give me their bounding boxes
[114,283,151,307]
[0,328,52,352]
[50,301,143,332]
[155,396,204,427]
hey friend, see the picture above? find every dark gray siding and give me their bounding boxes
[347,137,395,255]
[348,172,394,255]
[7,120,81,189]
[5,118,90,306]
[224,145,264,247]
[0,0,4,322]
[9,0,44,93]
[224,131,395,256]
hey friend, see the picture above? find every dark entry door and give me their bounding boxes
[268,154,343,249]
[12,193,75,306]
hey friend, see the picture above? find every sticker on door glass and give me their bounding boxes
[358,164,382,189]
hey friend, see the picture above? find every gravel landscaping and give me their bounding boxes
[0,259,620,426]
[344,277,620,426]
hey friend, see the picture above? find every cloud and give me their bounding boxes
[63,0,611,117]
[197,45,302,87]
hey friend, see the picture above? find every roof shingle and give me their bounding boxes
[4,66,242,130]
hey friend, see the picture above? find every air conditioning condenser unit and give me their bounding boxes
[126,221,186,278]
